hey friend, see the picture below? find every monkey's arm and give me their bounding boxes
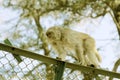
[52,42,67,61]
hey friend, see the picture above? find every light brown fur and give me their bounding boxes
[46,26,101,67]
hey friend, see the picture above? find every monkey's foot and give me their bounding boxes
[56,57,62,60]
[87,64,95,67]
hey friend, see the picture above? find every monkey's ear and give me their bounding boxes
[52,27,63,40]
[54,27,62,40]
[55,27,65,41]
[59,27,67,40]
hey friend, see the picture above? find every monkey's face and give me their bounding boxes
[46,31,55,39]
[46,27,62,41]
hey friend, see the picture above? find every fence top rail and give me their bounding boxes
[0,43,120,78]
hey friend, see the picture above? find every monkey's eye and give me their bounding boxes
[46,32,53,38]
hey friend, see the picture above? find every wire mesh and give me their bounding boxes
[0,50,85,80]
[0,50,120,80]
[0,51,47,80]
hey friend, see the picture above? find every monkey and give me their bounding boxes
[46,26,101,67]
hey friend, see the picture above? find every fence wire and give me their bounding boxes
[0,49,120,80]
[0,51,85,80]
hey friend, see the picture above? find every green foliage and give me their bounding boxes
[4,38,22,63]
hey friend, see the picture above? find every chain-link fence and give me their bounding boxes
[0,50,84,80]
[0,43,120,80]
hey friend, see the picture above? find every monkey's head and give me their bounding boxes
[46,27,62,41]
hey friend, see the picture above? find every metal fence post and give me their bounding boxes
[54,60,66,80]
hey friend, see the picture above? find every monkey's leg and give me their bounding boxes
[75,45,86,66]
[86,51,99,67]
[84,38,100,67]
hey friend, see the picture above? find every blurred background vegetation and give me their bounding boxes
[0,0,120,80]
